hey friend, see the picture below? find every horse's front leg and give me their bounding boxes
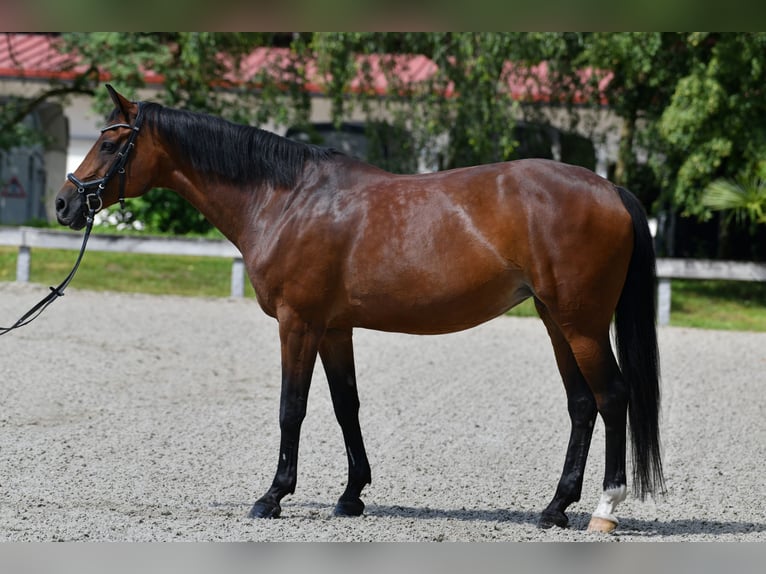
[319,328,371,516]
[249,309,323,518]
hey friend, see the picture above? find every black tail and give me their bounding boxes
[614,186,665,500]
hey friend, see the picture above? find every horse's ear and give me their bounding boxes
[105,84,132,120]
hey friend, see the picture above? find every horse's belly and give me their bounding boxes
[346,269,530,335]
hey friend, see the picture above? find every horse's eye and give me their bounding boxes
[101,141,117,153]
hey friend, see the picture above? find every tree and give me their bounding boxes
[653,33,766,257]
[658,33,766,219]
[573,33,691,207]
[310,32,583,171]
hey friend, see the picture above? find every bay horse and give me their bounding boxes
[56,85,664,532]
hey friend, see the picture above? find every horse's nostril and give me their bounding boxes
[55,197,66,212]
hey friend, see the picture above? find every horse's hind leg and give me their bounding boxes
[575,336,629,533]
[555,315,629,533]
[319,328,372,516]
[535,300,598,529]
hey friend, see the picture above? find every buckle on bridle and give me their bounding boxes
[85,192,103,213]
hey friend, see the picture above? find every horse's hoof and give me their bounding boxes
[334,497,365,517]
[538,510,568,529]
[587,516,618,533]
[248,499,282,519]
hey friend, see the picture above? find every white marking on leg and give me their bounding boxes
[591,485,627,524]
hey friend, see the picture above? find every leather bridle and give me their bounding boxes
[66,101,145,213]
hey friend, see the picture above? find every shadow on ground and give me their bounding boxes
[281,501,766,538]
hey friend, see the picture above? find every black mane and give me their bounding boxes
[141,102,340,188]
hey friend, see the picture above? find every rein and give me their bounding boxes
[0,102,144,337]
[0,213,96,336]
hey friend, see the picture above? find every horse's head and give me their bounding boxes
[56,85,155,230]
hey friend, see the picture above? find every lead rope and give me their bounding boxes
[0,207,96,336]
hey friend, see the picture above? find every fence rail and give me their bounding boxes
[2,227,765,322]
[655,258,766,325]
[0,226,246,298]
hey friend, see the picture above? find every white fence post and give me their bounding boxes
[230,257,245,298]
[16,245,31,283]
[657,278,671,326]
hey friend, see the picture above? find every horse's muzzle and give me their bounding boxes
[55,187,87,230]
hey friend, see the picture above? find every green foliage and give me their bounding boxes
[702,177,766,228]
[658,33,766,219]
[310,32,549,170]
[61,33,273,118]
[577,33,689,193]
[426,33,522,168]
[114,189,214,236]
[579,33,685,120]
[0,101,44,151]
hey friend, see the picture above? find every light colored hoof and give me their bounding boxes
[587,516,618,533]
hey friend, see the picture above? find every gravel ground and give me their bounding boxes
[1,282,764,542]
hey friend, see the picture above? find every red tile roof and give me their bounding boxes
[1,33,79,80]
[0,33,609,104]
[0,33,166,84]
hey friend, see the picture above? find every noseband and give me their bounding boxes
[66,101,145,215]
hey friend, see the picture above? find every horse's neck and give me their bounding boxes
[153,130,348,253]
[156,159,259,248]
